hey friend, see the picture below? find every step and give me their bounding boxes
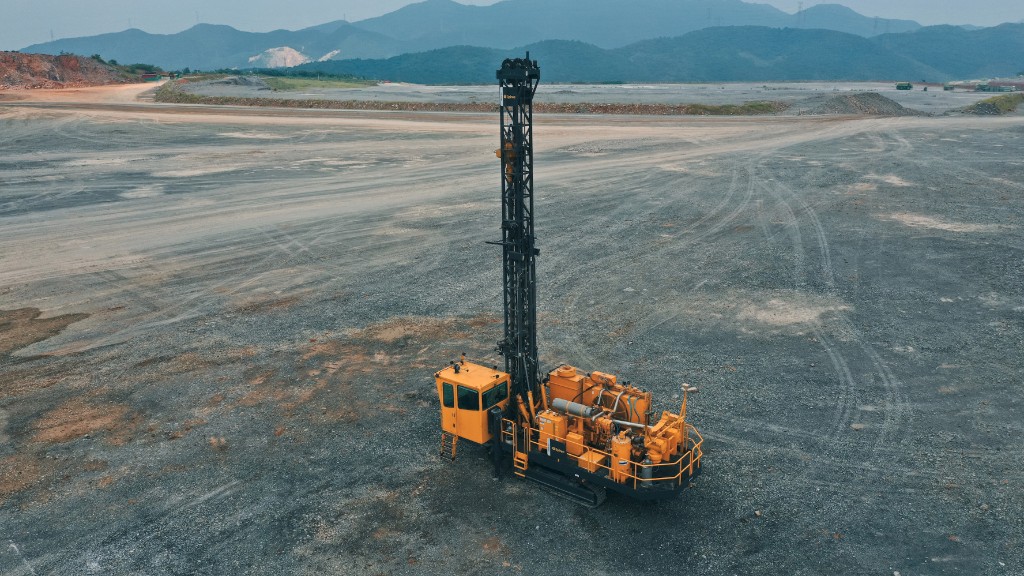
[513,451,528,472]
[440,432,458,460]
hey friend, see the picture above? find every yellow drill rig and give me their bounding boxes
[435,54,703,506]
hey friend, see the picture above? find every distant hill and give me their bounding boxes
[795,4,920,37]
[22,23,403,71]
[354,0,921,52]
[874,23,1024,80]
[19,0,1019,83]
[304,46,503,86]
[617,27,944,82]
[21,0,925,71]
[295,24,1023,84]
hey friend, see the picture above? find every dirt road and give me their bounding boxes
[1,85,1022,575]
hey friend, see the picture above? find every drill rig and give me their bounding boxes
[435,54,703,506]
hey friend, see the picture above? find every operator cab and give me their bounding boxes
[436,358,511,444]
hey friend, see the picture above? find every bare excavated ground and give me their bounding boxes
[0,87,1022,576]
[184,80,996,115]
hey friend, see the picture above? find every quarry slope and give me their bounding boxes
[0,52,130,90]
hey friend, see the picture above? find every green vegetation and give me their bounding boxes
[982,93,1024,113]
[154,83,205,104]
[202,68,375,90]
[293,28,953,85]
[153,80,788,116]
[256,69,367,80]
[125,63,162,74]
[261,76,375,91]
[87,53,166,77]
[696,101,788,115]
[962,93,1024,115]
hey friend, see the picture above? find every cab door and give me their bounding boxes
[455,384,485,443]
[438,380,457,435]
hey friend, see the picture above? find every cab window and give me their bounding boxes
[442,383,454,408]
[457,385,480,411]
[482,382,509,409]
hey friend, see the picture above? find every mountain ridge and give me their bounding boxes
[16,1,1020,83]
[290,24,1022,84]
[22,0,927,70]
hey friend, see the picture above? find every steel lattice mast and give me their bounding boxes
[494,54,541,405]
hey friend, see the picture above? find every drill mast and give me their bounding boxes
[433,54,703,505]
[495,54,541,407]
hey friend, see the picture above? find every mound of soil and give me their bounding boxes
[794,92,924,116]
[209,75,271,90]
[958,94,1024,116]
[0,52,129,90]
[962,101,1004,115]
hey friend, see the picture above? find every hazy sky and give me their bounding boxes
[3,0,1021,51]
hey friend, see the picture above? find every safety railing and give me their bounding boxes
[501,418,703,489]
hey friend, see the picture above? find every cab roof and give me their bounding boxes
[436,360,509,391]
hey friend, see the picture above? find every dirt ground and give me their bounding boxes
[0,84,1022,575]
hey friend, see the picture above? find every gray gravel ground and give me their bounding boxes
[185,80,997,115]
[0,98,1022,576]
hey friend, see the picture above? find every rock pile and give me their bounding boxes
[958,93,1024,116]
[208,76,272,90]
[794,92,924,116]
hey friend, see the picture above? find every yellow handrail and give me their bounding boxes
[501,418,703,484]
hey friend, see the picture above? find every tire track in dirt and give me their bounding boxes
[843,318,912,450]
[746,164,864,452]
[0,125,488,352]
[761,178,860,443]
[752,175,867,479]
[548,152,759,369]
[706,428,940,486]
[29,216,385,353]
[778,133,916,449]
[814,329,858,441]
[0,180,87,216]
[0,117,97,215]
[688,160,758,245]
[763,142,913,455]
[761,180,807,285]
[755,197,776,244]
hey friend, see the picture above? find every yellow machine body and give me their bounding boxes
[537,410,568,448]
[438,359,703,499]
[435,360,511,445]
[534,364,699,485]
[548,365,652,425]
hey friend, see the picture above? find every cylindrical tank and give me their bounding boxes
[611,434,632,483]
[630,394,651,425]
[640,458,654,487]
[552,398,599,418]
